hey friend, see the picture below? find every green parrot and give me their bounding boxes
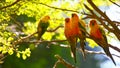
[37,15,50,40]
[35,15,50,47]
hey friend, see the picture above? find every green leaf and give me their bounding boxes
[7,37,14,42]
[2,46,7,54]
[8,48,14,55]
[5,0,15,2]
[25,48,31,57]
[16,52,20,58]
[22,54,27,60]
[2,50,7,54]
[0,47,3,52]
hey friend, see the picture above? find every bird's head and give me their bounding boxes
[44,15,50,20]
[65,18,70,23]
[89,19,98,28]
[41,15,50,22]
[71,13,79,23]
[71,13,79,20]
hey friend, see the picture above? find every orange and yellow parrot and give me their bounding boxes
[64,18,77,63]
[71,13,86,59]
[37,15,50,40]
[89,19,116,65]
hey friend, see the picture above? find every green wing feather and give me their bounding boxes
[99,27,116,65]
[78,21,86,59]
[99,27,107,43]
[68,37,77,63]
[37,21,49,40]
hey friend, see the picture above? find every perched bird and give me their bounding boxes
[64,18,77,63]
[37,15,50,40]
[36,15,50,47]
[71,13,86,59]
[89,19,116,65]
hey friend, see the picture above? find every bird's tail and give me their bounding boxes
[80,39,86,60]
[37,33,42,40]
[71,44,76,63]
[103,47,116,65]
[35,33,42,47]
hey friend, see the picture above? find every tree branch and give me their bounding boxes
[32,2,79,13]
[0,54,8,64]
[0,0,20,10]
[47,25,64,32]
[109,44,120,53]
[12,31,37,45]
[83,4,114,33]
[87,0,119,31]
[86,0,120,41]
[77,49,120,58]
[24,37,120,58]
[109,0,120,7]
[84,2,120,41]
[53,54,76,68]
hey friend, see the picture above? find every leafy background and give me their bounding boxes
[0,0,120,68]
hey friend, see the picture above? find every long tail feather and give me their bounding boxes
[80,40,86,60]
[103,47,116,65]
[71,44,76,63]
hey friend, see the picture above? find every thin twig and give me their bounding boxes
[77,48,120,58]
[13,31,37,45]
[54,54,76,68]
[87,0,120,37]
[84,2,120,41]
[109,44,120,53]
[53,60,61,68]
[109,0,120,7]
[0,0,20,10]
[32,2,79,13]
[23,40,67,44]
[47,25,64,32]
[0,54,8,64]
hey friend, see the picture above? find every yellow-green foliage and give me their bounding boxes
[86,38,98,48]
[0,0,118,60]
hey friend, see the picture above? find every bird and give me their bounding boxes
[71,13,86,59]
[89,19,116,65]
[36,15,50,47]
[64,17,77,63]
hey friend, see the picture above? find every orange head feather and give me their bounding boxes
[44,15,50,20]
[89,19,102,39]
[64,18,71,30]
[41,15,50,22]
[89,19,98,28]
[65,18,70,23]
[71,13,79,22]
[71,13,80,28]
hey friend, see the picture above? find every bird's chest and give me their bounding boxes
[65,27,80,39]
[40,22,49,28]
[91,29,103,39]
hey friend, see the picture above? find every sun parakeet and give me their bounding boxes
[89,19,116,65]
[37,15,50,40]
[64,18,77,63]
[71,13,86,59]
